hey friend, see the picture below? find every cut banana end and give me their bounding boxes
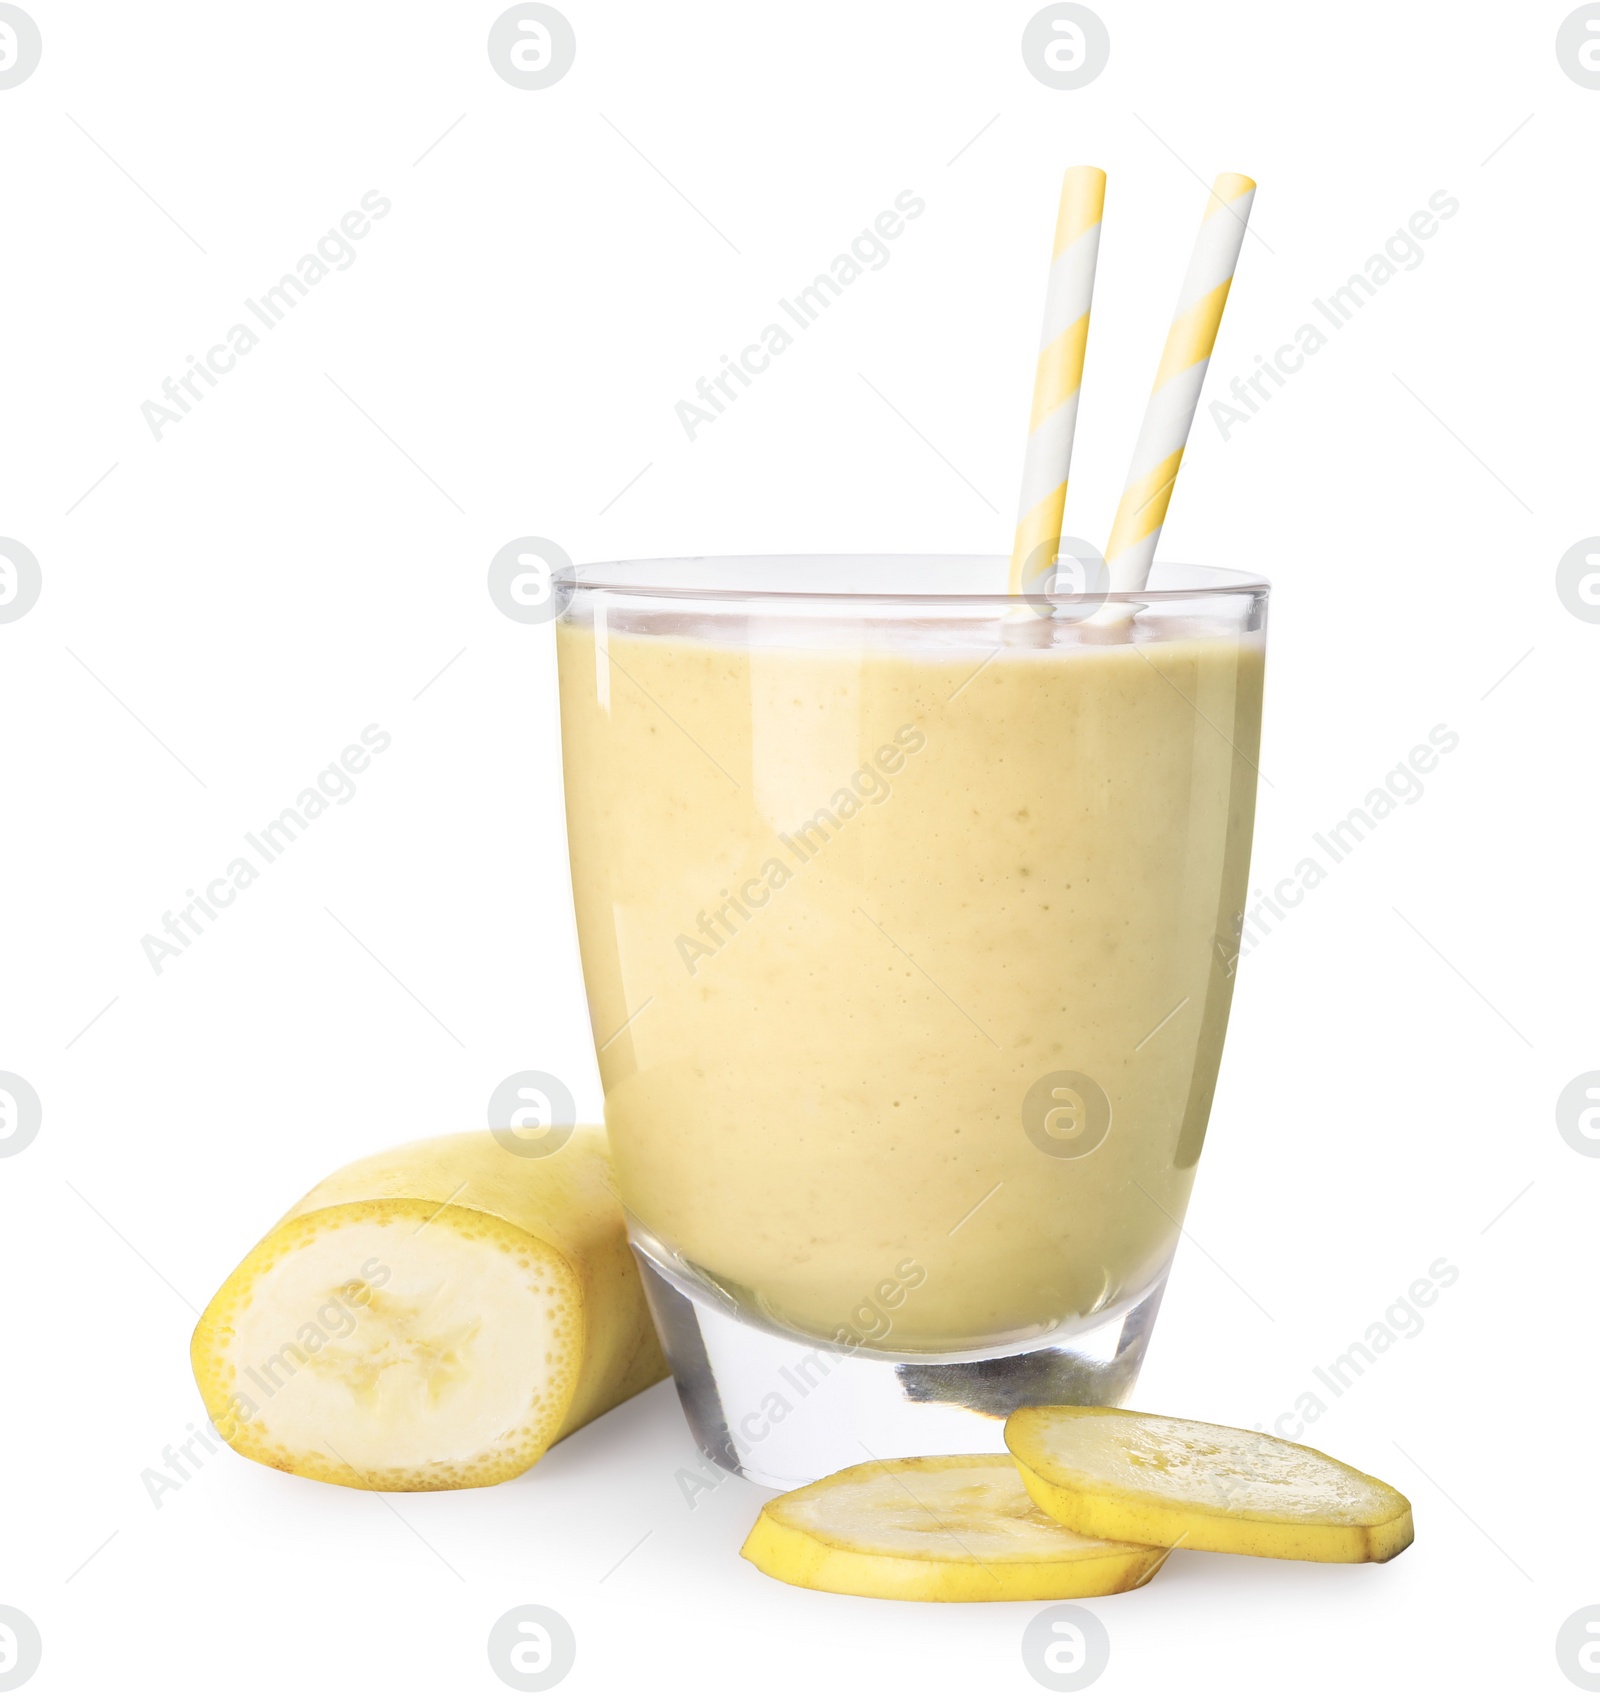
[740,1455,1171,1602]
[1005,1407,1414,1563]
[191,1129,666,1491]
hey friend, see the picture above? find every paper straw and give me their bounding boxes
[1006,166,1106,597]
[1103,172,1255,594]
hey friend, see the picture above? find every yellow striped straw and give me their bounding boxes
[1007,166,1106,597]
[1104,172,1256,593]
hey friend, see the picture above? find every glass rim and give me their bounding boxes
[561,555,1269,606]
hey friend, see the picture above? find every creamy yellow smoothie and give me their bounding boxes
[558,609,1263,1354]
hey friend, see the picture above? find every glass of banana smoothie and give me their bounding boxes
[555,557,1266,1486]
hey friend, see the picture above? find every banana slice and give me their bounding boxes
[191,1129,666,1491]
[740,1454,1171,1601]
[1006,1407,1413,1563]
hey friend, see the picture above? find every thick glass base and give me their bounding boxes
[633,1240,1170,1489]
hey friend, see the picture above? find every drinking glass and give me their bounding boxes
[555,557,1267,1487]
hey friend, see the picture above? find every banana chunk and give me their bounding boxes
[1006,1407,1413,1563]
[741,1455,1171,1601]
[191,1129,666,1491]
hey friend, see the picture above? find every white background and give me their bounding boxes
[3,1,1596,1692]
